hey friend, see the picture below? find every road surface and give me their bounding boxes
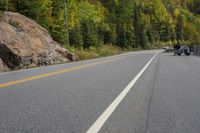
[0,50,200,133]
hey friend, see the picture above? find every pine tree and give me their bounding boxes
[188,0,200,15]
[176,15,184,44]
[69,26,83,48]
[81,20,98,49]
[0,0,9,11]
[117,23,128,48]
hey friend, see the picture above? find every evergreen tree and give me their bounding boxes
[50,0,68,45]
[0,0,9,11]
[81,20,98,49]
[176,15,184,43]
[188,0,200,15]
[117,23,128,48]
[69,26,83,48]
[133,3,139,48]
[1,0,200,49]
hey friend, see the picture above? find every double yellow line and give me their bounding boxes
[0,57,124,88]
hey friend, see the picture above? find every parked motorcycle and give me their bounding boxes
[183,46,191,56]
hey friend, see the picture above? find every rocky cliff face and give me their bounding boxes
[0,11,75,72]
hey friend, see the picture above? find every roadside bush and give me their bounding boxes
[74,45,123,60]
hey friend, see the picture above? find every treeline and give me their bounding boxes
[1,0,200,50]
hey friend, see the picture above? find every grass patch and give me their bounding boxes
[65,44,157,61]
[75,49,100,60]
[67,45,126,61]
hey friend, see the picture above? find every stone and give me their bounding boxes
[0,11,75,72]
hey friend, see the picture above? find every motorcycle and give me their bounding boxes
[183,46,191,56]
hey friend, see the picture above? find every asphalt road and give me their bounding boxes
[0,50,200,133]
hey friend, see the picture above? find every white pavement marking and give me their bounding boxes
[86,53,158,133]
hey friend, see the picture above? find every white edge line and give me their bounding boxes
[86,52,158,133]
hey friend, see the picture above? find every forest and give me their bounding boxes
[1,0,200,57]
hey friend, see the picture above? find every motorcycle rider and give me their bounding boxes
[174,43,181,56]
[174,43,181,51]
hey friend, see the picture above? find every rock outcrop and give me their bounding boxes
[0,11,75,72]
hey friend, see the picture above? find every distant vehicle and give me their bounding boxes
[174,48,182,56]
[189,45,194,53]
[183,46,191,56]
[163,46,175,53]
[163,46,169,50]
[174,46,191,56]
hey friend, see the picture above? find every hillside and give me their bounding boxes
[0,0,200,64]
[1,0,200,48]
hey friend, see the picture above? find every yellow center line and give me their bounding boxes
[0,56,125,88]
